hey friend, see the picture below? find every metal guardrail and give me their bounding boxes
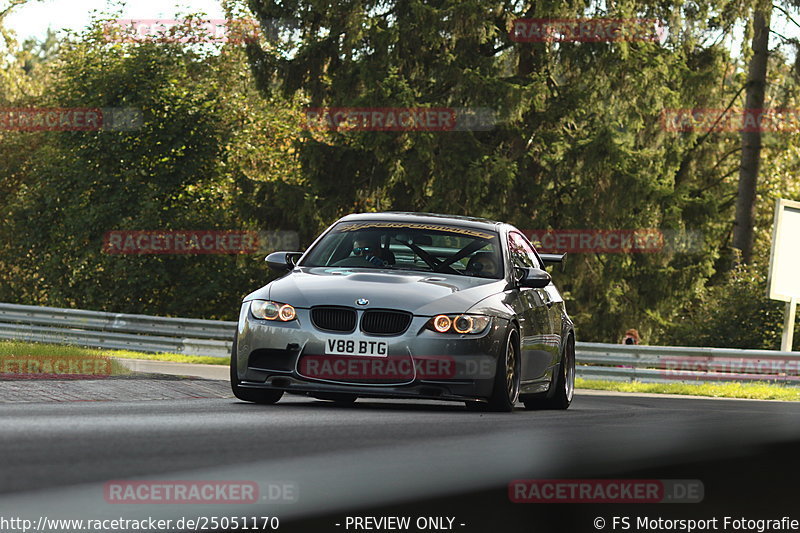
[576,342,800,386]
[0,302,798,386]
[0,303,235,358]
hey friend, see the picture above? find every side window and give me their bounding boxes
[520,233,545,269]
[508,232,537,269]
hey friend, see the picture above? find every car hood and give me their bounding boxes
[245,267,506,315]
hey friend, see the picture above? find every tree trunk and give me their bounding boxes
[732,7,771,264]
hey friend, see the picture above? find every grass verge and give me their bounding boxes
[577,378,800,401]
[0,340,228,381]
[102,350,229,366]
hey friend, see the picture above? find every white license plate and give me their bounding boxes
[324,338,389,357]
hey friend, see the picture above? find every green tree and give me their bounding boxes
[656,262,797,349]
[0,18,303,318]
[0,4,54,304]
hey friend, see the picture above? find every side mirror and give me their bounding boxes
[518,267,551,289]
[265,251,302,272]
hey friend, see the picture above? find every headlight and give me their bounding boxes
[427,314,491,335]
[250,300,296,322]
[433,315,451,333]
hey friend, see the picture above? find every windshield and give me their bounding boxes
[300,221,504,279]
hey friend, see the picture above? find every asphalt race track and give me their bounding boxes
[1,388,799,532]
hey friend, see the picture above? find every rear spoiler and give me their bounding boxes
[540,253,566,265]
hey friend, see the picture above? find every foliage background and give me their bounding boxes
[1,1,799,345]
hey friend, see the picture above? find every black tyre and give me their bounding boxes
[522,334,575,410]
[466,328,520,413]
[230,335,283,405]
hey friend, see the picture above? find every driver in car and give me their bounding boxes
[466,252,498,278]
[352,236,388,267]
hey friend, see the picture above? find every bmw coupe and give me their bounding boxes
[231,212,575,412]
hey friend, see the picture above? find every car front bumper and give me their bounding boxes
[233,303,508,402]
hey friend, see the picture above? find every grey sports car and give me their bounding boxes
[231,212,575,411]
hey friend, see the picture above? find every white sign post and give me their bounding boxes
[767,198,800,351]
